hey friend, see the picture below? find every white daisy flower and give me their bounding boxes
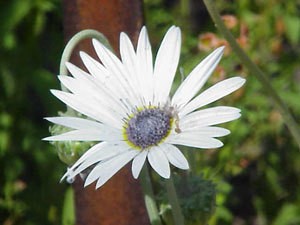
[44,26,245,189]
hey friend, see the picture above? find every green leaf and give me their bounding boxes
[283,15,300,45]
[273,204,300,225]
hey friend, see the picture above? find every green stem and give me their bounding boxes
[165,175,185,225]
[140,165,163,225]
[180,0,189,19]
[59,29,111,91]
[203,0,300,150]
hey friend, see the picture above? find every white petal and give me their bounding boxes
[64,63,106,95]
[61,142,107,181]
[120,32,139,84]
[153,26,181,105]
[63,64,130,116]
[58,74,84,94]
[136,26,154,103]
[65,61,91,80]
[92,39,141,106]
[65,62,118,103]
[71,149,120,177]
[58,72,111,104]
[66,62,109,97]
[62,142,128,177]
[80,48,138,109]
[172,47,224,108]
[44,117,105,130]
[167,133,223,149]
[161,144,189,170]
[57,75,124,118]
[148,146,170,178]
[180,127,230,137]
[43,127,121,141]
[65,53,135,114]
[80,51,108,79]
[131,150,148,179]
[180,77,246,116]
[50,90,122,128]
[95,150,138,189]
[119,32,145,105]
[180,106,241,128]
[70,143,130,178]
[84,150,138,188]
[57,76,119,119]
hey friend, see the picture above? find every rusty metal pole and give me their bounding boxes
[62,1,150,225]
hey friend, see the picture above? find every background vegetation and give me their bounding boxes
[1,0,300,224]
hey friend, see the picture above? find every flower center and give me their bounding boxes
[124,108,172,149]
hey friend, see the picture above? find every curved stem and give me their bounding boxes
[203,0,300,150]
[59,29,111,91]
[140,165,163,225]
[165,175,185,225]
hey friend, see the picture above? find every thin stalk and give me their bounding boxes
[58,29,111,115]
[180,0,189,19]
[165,175,185,225]
[140,165,163,225]
[203,0,300,150]
[59,29,111,91]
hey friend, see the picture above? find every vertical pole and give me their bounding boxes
[62,1,150,225]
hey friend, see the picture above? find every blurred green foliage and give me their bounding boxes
[1,0,300,225]
[0,0,66,225]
